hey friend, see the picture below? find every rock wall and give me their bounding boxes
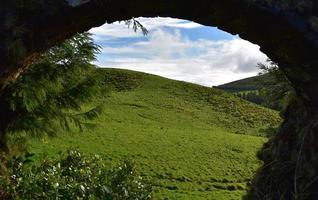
[246,98,318,199]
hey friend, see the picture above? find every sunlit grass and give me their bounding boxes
[29,68,280,199]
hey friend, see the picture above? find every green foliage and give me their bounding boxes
[6,32,103,137]
[236,91,263,106]
[124,18,149,36]
[258,59,295,114]
[29,68,281,199]
[0,149,152,200]
[216,60,295,113]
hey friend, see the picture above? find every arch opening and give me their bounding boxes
[0,1,318,199]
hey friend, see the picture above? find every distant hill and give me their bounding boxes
[215,74,283,110]
[29,68,281,199]
[215,74,272,93]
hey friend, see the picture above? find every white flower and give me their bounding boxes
[103,186,111,194]
[80,185,85,192]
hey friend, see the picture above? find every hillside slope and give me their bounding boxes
[29,68,281,199]
[215,74,271,93]
[216,74,284,111]
[97,69,280,136]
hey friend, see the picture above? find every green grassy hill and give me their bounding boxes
[215,74,284,111]
[215,74,271,93]
[29,68,281,199]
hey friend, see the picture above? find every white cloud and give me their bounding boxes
[91,18,268,86]
[136,17,202,29]
[89,17,202,39]
[96,58,258,86]
[196,39,267,73]
[90,22,144,39]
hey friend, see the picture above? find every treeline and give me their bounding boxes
[235,91,282,111]
[235,91,263,105]
[217,60,294,113]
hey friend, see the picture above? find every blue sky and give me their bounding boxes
[89,17,268,86]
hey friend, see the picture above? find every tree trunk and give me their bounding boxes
[0,88,14,179]
[0,127,9,155]
[0,87,13,155]
[0,129,9,179]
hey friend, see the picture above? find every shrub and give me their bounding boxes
[0,150,152,200]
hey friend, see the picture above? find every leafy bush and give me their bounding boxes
[0,150,152,200]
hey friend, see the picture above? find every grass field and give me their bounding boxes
[28,68,281,199]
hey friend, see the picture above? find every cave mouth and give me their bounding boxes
[1,1,318,199]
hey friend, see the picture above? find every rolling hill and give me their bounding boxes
[215,74,284,111]
[28,68,281,199]
[215,74,271,93]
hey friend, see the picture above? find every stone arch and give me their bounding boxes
[0,0,318,199]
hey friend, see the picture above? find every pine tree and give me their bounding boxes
[0,32,102,154]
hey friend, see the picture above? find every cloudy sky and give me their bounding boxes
[89,17,268,86]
